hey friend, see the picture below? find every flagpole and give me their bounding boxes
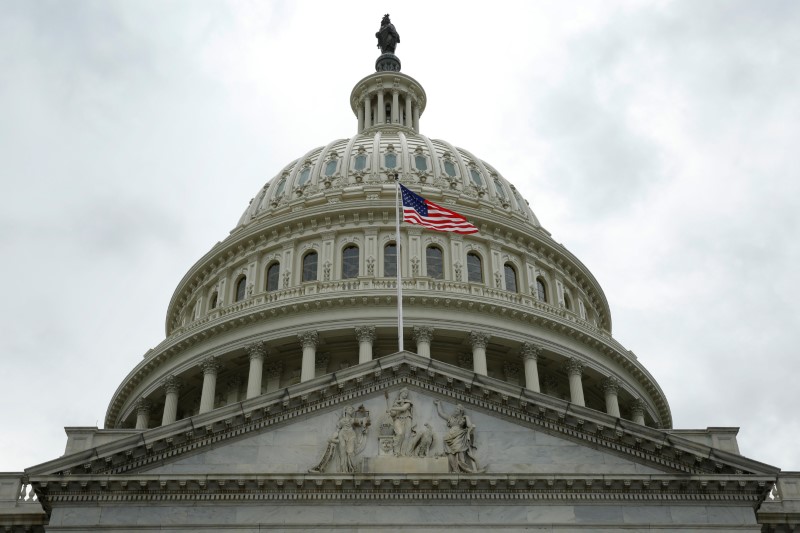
[394,174,404,352]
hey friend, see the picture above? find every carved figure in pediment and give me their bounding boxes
[434,400,485,473]
[408,423,434,457]
[309,405,370,473]
[387,388,414,456]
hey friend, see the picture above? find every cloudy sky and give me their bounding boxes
[1,1,798,472]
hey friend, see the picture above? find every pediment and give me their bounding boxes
[26,352,778,480]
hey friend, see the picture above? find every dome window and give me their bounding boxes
[536,277,548,302]
[302,252,318,282]
[235,276,247,302]
[467,252,483,283]
[504,263,518,293]
[297,167,311,187]
[384,243,397,277]
[426,246,444,279]
[275,178,286,197]
[342,245,359,279]
[469,167,484,187]
[324,159,338,176]
[266,263,280,292]
[443,160,457,177]
[354,155,367,171]
[384,153,397,169]
[415,155,427,171]
[493,178,507,200]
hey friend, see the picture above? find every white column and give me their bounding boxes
[391,90,399,123]
[412,326,434,358]
[364,97,372,129]
[135,398,150,430]
[226,376,241,405]
[161,376,182,426]
[469,331,490,376]
[602,377,621,417]
[520,342,542,393]
[246,341,267,399]
[265,362,283,393]
[298,330,319,382]
[355,325,376,364]
[412,102,420,132]
[405,97,412,128]
[565,358,585,407]
[377,91,385,124]
[631,398,646,426]
[198,356,221,414]
[357,104,364,133]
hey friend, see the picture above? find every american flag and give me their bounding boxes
[400,184,478,234]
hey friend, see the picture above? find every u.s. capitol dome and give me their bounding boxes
[103,45,671,434]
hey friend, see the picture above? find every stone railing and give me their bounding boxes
[0,473,46,529]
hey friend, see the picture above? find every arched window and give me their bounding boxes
[467,252,483,283]
[302,252,318,282]
[426,246,444,279]
[209,291,218,310]
[342,246,359,279]
[235,276,247,302]
[536,277,547,302]
[504,263,518,293]
[266,262,280,292]
[384,242,397,277]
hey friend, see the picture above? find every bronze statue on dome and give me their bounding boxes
[376,14,400,54]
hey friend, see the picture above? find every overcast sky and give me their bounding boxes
[1,1,798,472]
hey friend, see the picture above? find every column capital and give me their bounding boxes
[298,330,319,349]
[162,375,183,394]
[412,326,434,344]
[601,376,620,395]
[469,331,490,349]
[354,325,376,343]
[135,397,151,415]
[563,357,583,377]
[199,356,221,376]
[520,342,542,361]
[247,341,268,360]
[631,398,646,416]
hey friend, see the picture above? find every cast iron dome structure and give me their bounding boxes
[102,24,673,434]
[5,16,799,533]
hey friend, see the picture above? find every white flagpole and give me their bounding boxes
[395,174,404,352]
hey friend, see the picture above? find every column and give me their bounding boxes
[198,356,221,414]
[161,376,182,426]
[412,101,420,132]
[405,97,412,128]
[357,104,364,132]
[412,326,434,358]
[135,398,151,430]
[631,398,646,425]
[355,325,376,364]
[298,330,319,382]
[391,90,399,123]
[564,358,585,407]
[520,342,542,393]
[377,91,385,124]
[364,97,372,129]
[226,376,242,405]
[602,377,621,417]
[265,362,283,393]
[469,331,490,376]
[246,341,267,400]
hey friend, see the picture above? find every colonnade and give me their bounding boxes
[358,90,420,133]
[132,328,644,430]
